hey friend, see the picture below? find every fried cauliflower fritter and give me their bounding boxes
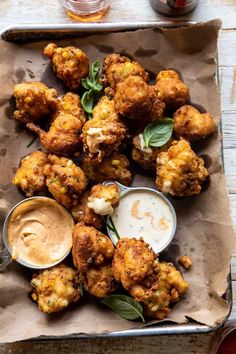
[103,53,149,92]
[81,152,132,186]
[12,150,48,196]
[81,96,126,162]
[112,238,189,320]
[44,154,87,209]
[31,264,80,313]
[132,134,172,171]
[27,93,86,156]
[44,43,89,90]
[173,105,215,142]
[71,189,103,229]
[141,262,189,320]
[87,183,120,216]
[155,70,189,110]
[13,81,57,123]
[83,264,117,298]
[72,222,114,273]
[156,138,209,197]
[112,238,156,289]
[114,76,165,121]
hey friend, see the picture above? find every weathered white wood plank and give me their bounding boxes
[0,0,236,31]
[219,66,236,112]
[219,30,236,67]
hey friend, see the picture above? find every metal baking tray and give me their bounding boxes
[0,22,232,340]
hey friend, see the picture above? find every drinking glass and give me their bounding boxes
[59,0,110,22]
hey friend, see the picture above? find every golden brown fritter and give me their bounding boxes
[72,222,114,273]
[12,150,48,196]
[83,264,117,298]
[114,76,165,121]
[27,92,86,156]
[44,154,87,209]
[31,264,80,313]
[44,43,89,90]
[81,152,132,186]
[173,105,215,142]
[141,262,189,320]
[87,183,120,216]
[155,70,189,110]
[81,96,126,162]
[131,134,172,171]
[103,53,149,92]
[112,238,189,320]
[156,138,209,197]
[13,81,57,123]
[112,238,156,289]
[71,189,103,229]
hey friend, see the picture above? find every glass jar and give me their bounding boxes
[59,0,110,22]
[149,0,199,16]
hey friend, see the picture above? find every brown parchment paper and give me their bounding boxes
[0,19,234,343]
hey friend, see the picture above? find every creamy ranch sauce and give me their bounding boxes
[7,198,74,266]
[111,190,174,252]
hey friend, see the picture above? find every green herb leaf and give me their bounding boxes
[92,81,103,92]
[143,118,173,148]
[26,68,35,79]
[106,216,120,240]
[26,136,37,148]
[81,78,91,90]
[81,90,94,114]
[90,60,101,82]
[101,295,145,322]
[79,283,84,297]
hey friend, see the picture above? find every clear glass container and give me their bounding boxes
[59,0,110,22]
[150,0,198,16]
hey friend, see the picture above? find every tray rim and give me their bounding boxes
[0,21,232,340]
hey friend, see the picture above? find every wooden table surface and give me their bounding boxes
[1,1,236,353]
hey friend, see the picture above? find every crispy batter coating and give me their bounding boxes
[83,264,117,298]
[31,264,80,313]
[12,150,48,196]
[72,222,114,273]
[155,70,189,110]
[178,255,192,269]
[141,262,189,320]
[173,105,215,142]
[71,189,103,229]
[81,96,126,162]
[27,93,86,156]
[112,238,189,320]
[44,154,87,209]
[103,53,149,92]
[132,134,172,171]
[156,138,209,197]
[114,76,165,121]
[81,152,132,186]
[13,81,57,123]
[112,238,156,288]
[44,43,89,90]
[87,183,120,216]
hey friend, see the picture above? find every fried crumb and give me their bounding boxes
[178,255,192,269]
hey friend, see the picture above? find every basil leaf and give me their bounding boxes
[93,81,103,92]
[101,295,145,323]
[143,118,173,148]
[90,60,101,82]
[81,90,94,114]
[81,78,91,90]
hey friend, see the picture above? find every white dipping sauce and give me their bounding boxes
[111,190,175,253]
